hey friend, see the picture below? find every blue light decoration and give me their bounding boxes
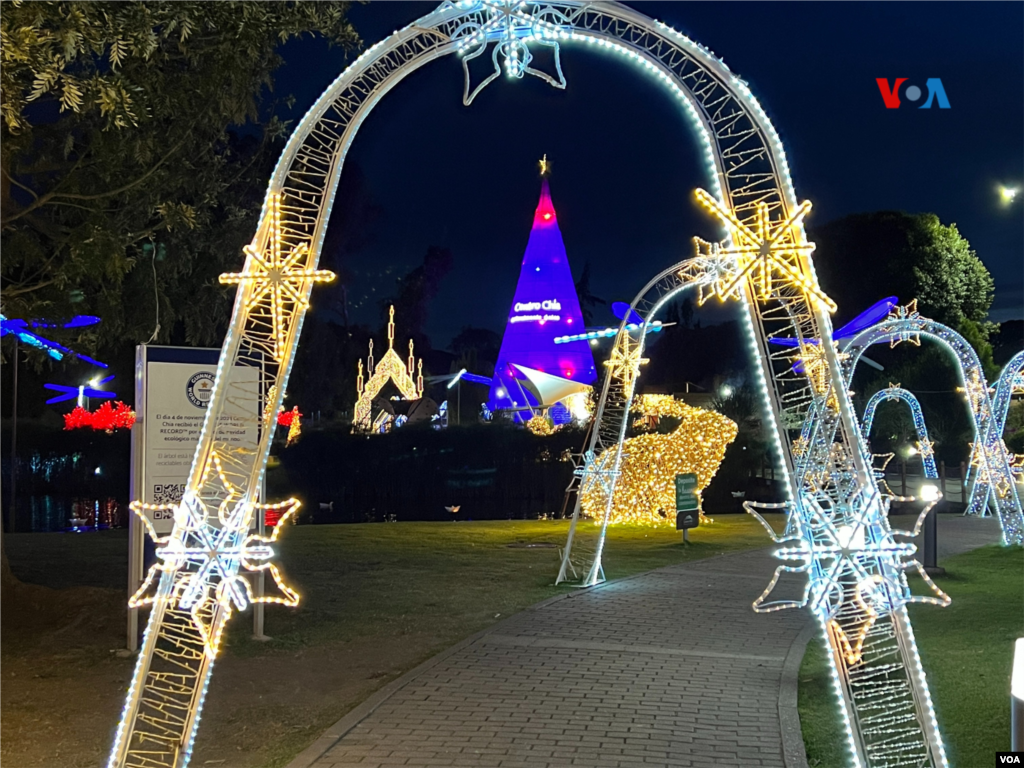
[44,374,117,405]
[769,296,898,351]
[549,401,572,425]
[610,301,643,325]
[554,300,671,345]
[433,400,449,429]
[0,313,107,367]
[447,369,494,387]
[488,173,596,420]
[861,384,938,479]
[554,320,665,345]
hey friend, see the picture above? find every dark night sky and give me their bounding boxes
[273,1,1023,346]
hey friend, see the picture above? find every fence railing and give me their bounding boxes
[753,457,970,504]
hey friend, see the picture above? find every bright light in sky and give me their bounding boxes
[999,185,1019,205]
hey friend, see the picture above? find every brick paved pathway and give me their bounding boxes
[289,516,1000,768]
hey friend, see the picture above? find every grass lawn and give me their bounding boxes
[3,513,783,768]
[799,545,1024,767]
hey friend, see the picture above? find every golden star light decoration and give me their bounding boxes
[693,189,835,311]
[795,340,849,410]
[885,299,922,348]
[220,193,336,363]
[603,330,648,395]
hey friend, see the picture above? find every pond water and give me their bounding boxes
[8,495,128,533]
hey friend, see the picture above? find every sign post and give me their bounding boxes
[127,345,262,651]
[675,473,700,543]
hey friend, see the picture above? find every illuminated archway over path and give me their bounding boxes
[111,4,952,768]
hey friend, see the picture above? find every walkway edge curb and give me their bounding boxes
[779,617,816,768]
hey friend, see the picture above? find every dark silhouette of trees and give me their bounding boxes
[811,211,995,344]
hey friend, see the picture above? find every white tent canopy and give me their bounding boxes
[511,364,592,407]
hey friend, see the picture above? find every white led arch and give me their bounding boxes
[109,4,960,767]
[842,314,1024,542]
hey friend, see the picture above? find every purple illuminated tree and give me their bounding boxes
[488,175,596,419]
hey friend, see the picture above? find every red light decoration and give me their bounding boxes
[277,406,301,426]
[64,401,136,432]
[264,506,283,527]
[277,405,303,445]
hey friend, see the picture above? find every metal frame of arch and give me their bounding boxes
[841,312,1023,544]
[861,385,938,479]
[109,3,954,767]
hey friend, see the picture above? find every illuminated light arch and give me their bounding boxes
[840,311,1023,544]
[861,385,938,479]
[109,4,952,767]
[993,350,1024,439]
[992,350,1024,484]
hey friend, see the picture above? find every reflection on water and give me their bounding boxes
[22,495,127,532]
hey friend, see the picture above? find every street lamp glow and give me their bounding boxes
[1013,638,1024,700]
[906,445,919,457]
[999,185,1019,205]
[720,384,734,398]
[920,483,940,502]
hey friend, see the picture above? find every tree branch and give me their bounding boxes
[1,134,189,226]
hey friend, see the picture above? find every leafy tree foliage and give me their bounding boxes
[1,2,359,357]
[0,6,361,569]
[811,211,995,334]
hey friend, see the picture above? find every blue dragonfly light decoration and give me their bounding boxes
[44,374,117,406]
[0,314,107,368]
[769,296,898,372]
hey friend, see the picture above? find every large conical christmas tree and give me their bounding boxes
[488,165,596,420]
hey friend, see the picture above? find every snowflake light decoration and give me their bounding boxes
[129,452,300,657]
[747,487,950,623]
[453,0,569,105]
[574,449,620,514]
[689,237,742,306]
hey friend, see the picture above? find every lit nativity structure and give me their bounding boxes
[353,306,434,432]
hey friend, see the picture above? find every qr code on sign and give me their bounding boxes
[153,484,186,504]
